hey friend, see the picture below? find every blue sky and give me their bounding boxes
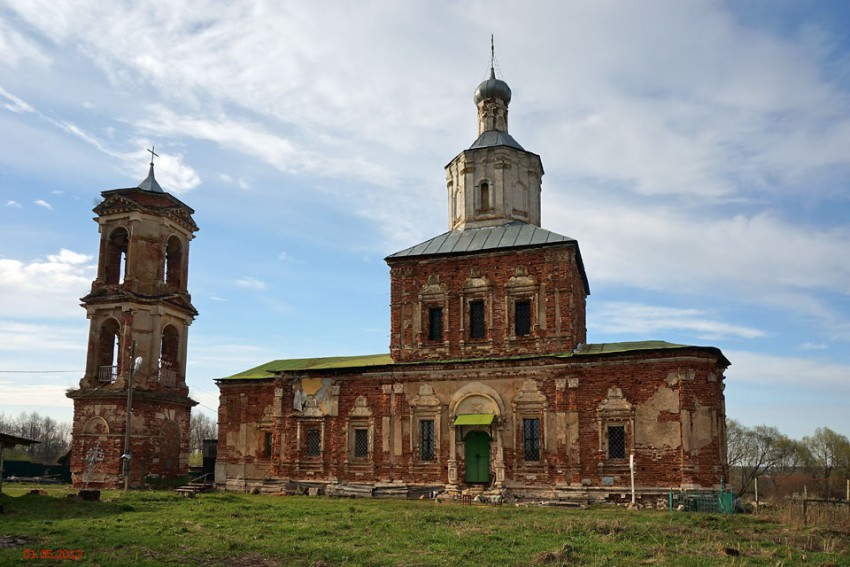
[1,1,848,440]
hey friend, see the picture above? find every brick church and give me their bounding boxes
[214,60,731,500]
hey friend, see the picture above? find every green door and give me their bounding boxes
[464,431,490,483]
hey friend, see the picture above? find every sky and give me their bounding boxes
[1,1,848,441]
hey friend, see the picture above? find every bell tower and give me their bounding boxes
[446,38,544,231]
[67,150,199,488]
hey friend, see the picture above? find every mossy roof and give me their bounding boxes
[217,341,728,381]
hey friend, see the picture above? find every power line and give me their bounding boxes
[0,370,82,373]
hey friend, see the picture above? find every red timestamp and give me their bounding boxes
[22,549,83,560]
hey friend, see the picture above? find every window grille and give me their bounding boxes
[98,365,118,383]
[608,425,626,459]
[469,300,485,339]
[420,420,435,461]
[428,308,443,342]
[354,428,369,458]
[305,428,321,457]
[523,418,540,461]
[515,300,531,336]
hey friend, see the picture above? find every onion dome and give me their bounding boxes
[474,66,512,105]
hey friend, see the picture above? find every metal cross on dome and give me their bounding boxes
[147,146,159,166]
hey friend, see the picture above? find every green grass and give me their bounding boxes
[0,485,847,566]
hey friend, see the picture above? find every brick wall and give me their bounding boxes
[388,243,587,362]
[215,348,728,495]
[68,394,192,488]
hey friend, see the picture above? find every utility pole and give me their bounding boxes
[122,341,142,491]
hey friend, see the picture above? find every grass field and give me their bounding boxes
[0,485,847,566]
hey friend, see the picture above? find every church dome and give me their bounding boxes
[474,68,511,105]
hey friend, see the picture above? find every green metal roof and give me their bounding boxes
[386,221,576,259]
[218,341,727,381]
[219,353,394,380]
[573,341,690,355]
[385,221,590,295]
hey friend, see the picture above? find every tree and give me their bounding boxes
[803,427,850,499]
[189,412,217,458]
[726,419,799,497]
[0,411,71,464]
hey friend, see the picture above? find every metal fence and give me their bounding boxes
[669,489,735,514]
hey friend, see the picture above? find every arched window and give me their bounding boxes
[97,318,120,382]
[104,227,129,285]
[480,182,491,211]
[159,325,180,387]
[164,236,183,288]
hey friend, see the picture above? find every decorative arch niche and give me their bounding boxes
[83,416,109,435]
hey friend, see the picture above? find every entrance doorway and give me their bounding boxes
[464,430,490,483]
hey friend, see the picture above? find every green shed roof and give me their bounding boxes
[218,341,727,381]
[454,414,495,426]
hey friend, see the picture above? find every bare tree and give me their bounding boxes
[0,411,71,464]
[726,420,798,497]
[189,412,217,455]
[803,427,850,499]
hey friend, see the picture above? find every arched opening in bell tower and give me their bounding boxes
[96,318,121,382]
[104,227,129,285]
[164,235,183,288]
[158,325,180,386]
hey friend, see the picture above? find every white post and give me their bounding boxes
[629,453,636,505]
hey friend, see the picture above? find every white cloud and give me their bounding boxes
[726,350,850,393]
[0,380,76,408]
[0,321,86,353]
[235,277,266,290]
[550,198,850,321]
[590,302,764,340]
[0,14,52,70]
[6,200,22,208]
[34,199,52,210]
[0,85,35,114]
[138,105,396,188]
[47,249,90,265]
[0,249,94,318]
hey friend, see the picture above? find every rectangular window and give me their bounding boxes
[354,428,369,458]
[608,425,626,459]
[305,428,321,457]
[469,300,485,339]
[420,420,435,461]
[428,307,443,342]
[515,300,531,336]
[523,418,540,461]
